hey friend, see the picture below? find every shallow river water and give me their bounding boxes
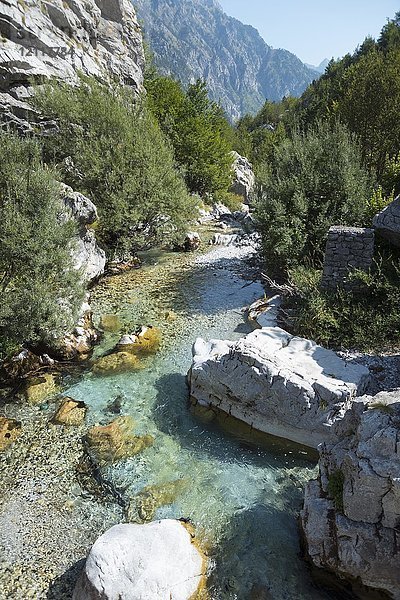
[63,241,340,600]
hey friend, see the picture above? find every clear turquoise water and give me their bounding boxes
[63,246,339,599]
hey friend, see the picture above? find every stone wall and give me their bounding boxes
[321,226,374,291]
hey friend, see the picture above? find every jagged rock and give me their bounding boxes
[210,233,239,246]
[247,296,281,328]
[230,151,255,202]
[73,520,206,600]
[0,417,21,451]
[188,327,371,448]
[86,416,154,462]
[53,301,100,360]
[60,183,106,284]
[53,397,87,426]
[301,391,400,598]
[0,0,144,130]
[373,194,400,247]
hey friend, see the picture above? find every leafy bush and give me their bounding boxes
[255,120,373,274]
[34,78,196,259]
[287,251,400,352]
[0,131,82,359]
[327,470,345,512]
[214,191,244,212]
[146,76,233,196]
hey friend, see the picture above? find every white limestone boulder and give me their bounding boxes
[73,520,206,600]
[373,194,400,246]
[189,327,370,448]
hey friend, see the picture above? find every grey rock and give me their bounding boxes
[230,151,255,202]
[188,327,370,449]
[373,194,400,246]
[0,0,144,130]
[73,520,205,600]
[60,184,105,283]
[301,390,400,598]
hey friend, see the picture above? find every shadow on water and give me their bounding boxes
[47,558,85,600]
[207,504,350,600]
[152,372,317,471]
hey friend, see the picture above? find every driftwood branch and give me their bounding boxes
[261,273,298,297]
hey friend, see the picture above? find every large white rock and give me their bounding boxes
[301,391,400,598]
[373,194,400,247]
[61,184,106,283]
[189,327,370,448]
[73,520,205,600]
[230,151,255,202]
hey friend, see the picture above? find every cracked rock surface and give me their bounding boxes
[301,391,400,599]
[0,0,144,130]
[189,326,371,449]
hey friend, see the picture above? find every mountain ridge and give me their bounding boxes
[134,0,318,119]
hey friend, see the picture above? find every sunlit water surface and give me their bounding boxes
[63,244,339,600]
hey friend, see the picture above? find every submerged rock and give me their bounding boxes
[99,314,121,333]
[189,328,370,449]
[92,351,141,375]
[53,398,87,426]
[127,479,188,523]
[73,520,206,600]
[116,326,161,355]
[0,417,21,451]
[301,391,400,598]
[86,416,154,462]
[24,373,57,405]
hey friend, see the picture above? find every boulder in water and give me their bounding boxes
[0,417,21,451]
[189,328,371,449]
[86,416,154,462]
[24,373,57,405]
[73,520,206,600]
[53,397,87,426]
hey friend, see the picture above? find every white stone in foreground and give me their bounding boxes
[73,520,205,600]
[189,328,370,448]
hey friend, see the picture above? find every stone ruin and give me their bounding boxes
[321,226,375,291]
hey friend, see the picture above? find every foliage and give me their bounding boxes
[255,120,373,274]
[366,186,394,222]
[34,77,196,259]
[214,191,244,212]
[145,75,233,195]
[0,131,82,359]
[327,470,345,512]
[295,14,400,180]
[287,249,400,352]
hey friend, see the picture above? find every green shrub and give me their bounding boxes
[34,77,196,259]
[0,131,82,359]
[255,120,373,275]
[214,191,244,212]
[287,250,400,352]
[327,470,345,512]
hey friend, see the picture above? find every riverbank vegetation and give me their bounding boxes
[0,132,83,360]
[234,12,400,351]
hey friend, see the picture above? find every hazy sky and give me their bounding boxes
[218,0,398,65]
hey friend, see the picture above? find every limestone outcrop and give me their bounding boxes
[301,391,400,598]
[0,0,144,130]
[73,520,206,600]
[373,194,400,247]
[230,151,255,202]
[61,184,106,284]
[189,327,370,448]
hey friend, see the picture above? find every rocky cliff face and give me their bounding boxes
[134,0,318,119]
[0,0,145,130]
[301,391,400,598]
